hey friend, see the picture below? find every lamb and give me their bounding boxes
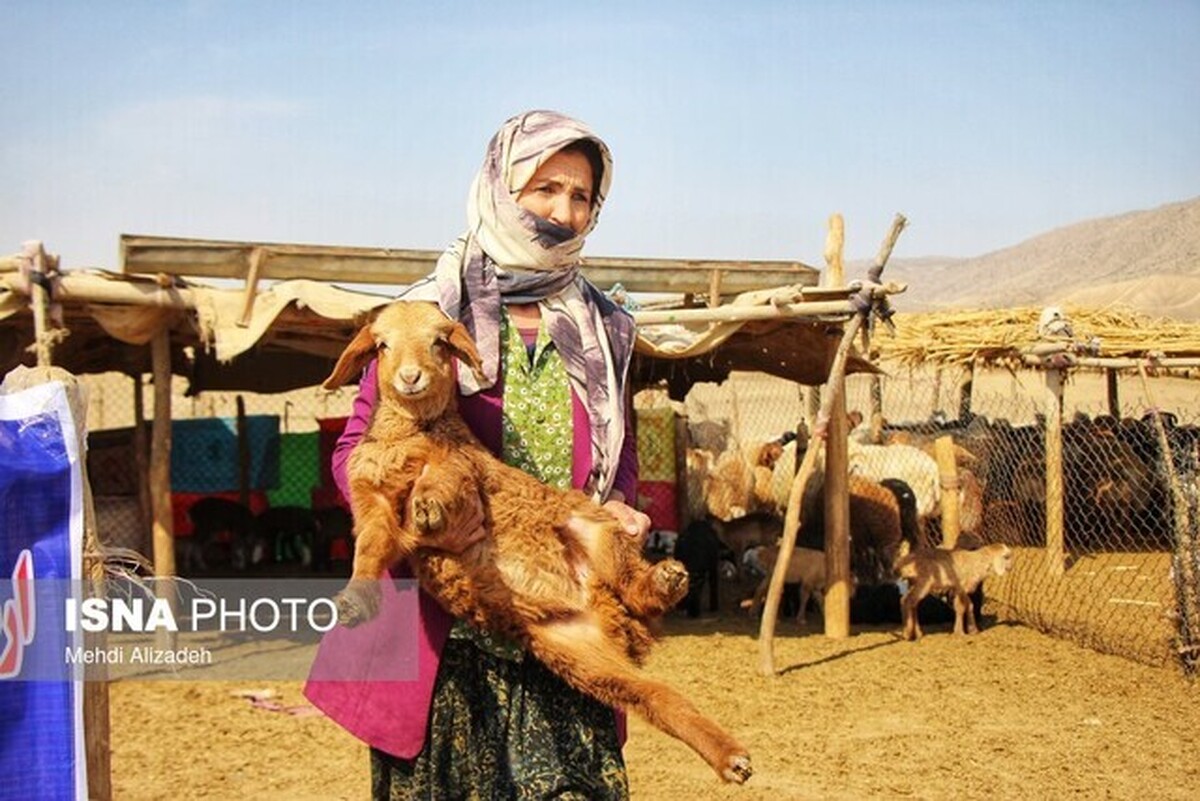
[323,300,752,785]
[893,541,1014,640]
[739,544,845,626]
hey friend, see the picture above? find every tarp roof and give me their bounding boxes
[2,257,879,398]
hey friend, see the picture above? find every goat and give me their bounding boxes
[324,300,752,784]
[894,541,1013,640]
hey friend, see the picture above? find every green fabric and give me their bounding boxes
[371,638,629,801]
[499,306,573,489]
[265,431,319,508]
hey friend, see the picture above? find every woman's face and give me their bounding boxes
[515,147,594,235]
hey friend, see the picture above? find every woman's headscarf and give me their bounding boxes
[402,110,635,502]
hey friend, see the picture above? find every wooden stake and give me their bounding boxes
[1044,369,1065,576]
[934,436,961,548]
[823,332,851,640]
[758,314,864,675]
[820,213,850,639]
[133,374,152,559]
[237,395,251,508]
[22,241,54,367]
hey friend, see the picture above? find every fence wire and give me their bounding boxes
[642,365,1199,670]
[81,364,1200,670]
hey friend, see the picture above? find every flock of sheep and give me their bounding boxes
[676,418,1010,640]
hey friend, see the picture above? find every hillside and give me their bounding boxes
[870,197,1200,320]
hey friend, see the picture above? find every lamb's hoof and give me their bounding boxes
[653,560,689,605]
[722,754,753,784]
[335,581,381,627]
[412,495,446,533]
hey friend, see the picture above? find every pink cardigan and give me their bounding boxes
[304,358,637,758]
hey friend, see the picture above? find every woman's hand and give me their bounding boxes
[602,499,651,546]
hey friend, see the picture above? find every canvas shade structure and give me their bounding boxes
[1,236,883,395]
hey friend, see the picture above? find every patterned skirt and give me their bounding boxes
[370,637,629,800]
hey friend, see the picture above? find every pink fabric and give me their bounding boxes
[305,356,635,758]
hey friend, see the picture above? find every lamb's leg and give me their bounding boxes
[408,457,483,549]
[622,557,689,618]
[338,489,415,626]
[798,583,812,626]
[529,615,752,784]
[901,584,927,641]
[564,513,688,617]
[954,590,979,635]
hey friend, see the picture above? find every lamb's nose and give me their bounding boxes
[398,366,422,385]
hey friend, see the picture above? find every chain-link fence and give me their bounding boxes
[82,363,1199,670]
[641,365,1199,670]
[84,373,358,578]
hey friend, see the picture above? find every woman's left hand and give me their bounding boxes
[602,499,651,546]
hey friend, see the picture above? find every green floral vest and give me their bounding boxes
[449,306,573,660]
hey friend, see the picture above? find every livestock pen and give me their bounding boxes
[671,307,1200,670]
[5,233,1200,800]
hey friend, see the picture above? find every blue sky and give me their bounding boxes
[2,1,1198,272]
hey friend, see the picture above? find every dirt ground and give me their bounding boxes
[107,602,1200,801]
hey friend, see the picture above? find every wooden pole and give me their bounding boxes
[958,363,975,421]
[822,343,851,639]
[934,436,961,548]
[149,327,177,654]
[674,413,692,532]
[133,374,152,559]
[758,314,864,674]
[1106,369,1120,418]
[236,395,251,508]
[821,213,851,640]
[150,330,175,579]
[23,241,54,367]
[1044,369,1065,576]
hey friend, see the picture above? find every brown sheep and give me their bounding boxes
[739,544,851,626]
[894,542,1013,640]
[324,301,752,785]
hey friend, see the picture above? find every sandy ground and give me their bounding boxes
[107,600,1200,801]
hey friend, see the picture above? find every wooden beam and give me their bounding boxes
[119,234,820,295]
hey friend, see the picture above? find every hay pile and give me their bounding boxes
[871,306,1200,369]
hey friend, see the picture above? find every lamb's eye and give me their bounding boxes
[375,340,388,351]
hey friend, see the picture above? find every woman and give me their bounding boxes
[307,110,649,800]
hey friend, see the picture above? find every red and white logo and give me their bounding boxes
[0,549,36,679]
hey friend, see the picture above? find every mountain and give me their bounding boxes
[867,197,1200,321]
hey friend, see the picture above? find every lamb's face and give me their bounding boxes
[371,303,466,418]
[990,544,1014,577]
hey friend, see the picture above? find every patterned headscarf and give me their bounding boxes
[402,110,634,501]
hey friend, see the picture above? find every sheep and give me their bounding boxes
[711,512,783,568]
[893,541,1013,640]
[739,544,851,626]
[323,300,752,785]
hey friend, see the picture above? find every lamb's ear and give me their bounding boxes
[446,321,486,384]
[992,547,1012,576]
[324,324,377,390]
